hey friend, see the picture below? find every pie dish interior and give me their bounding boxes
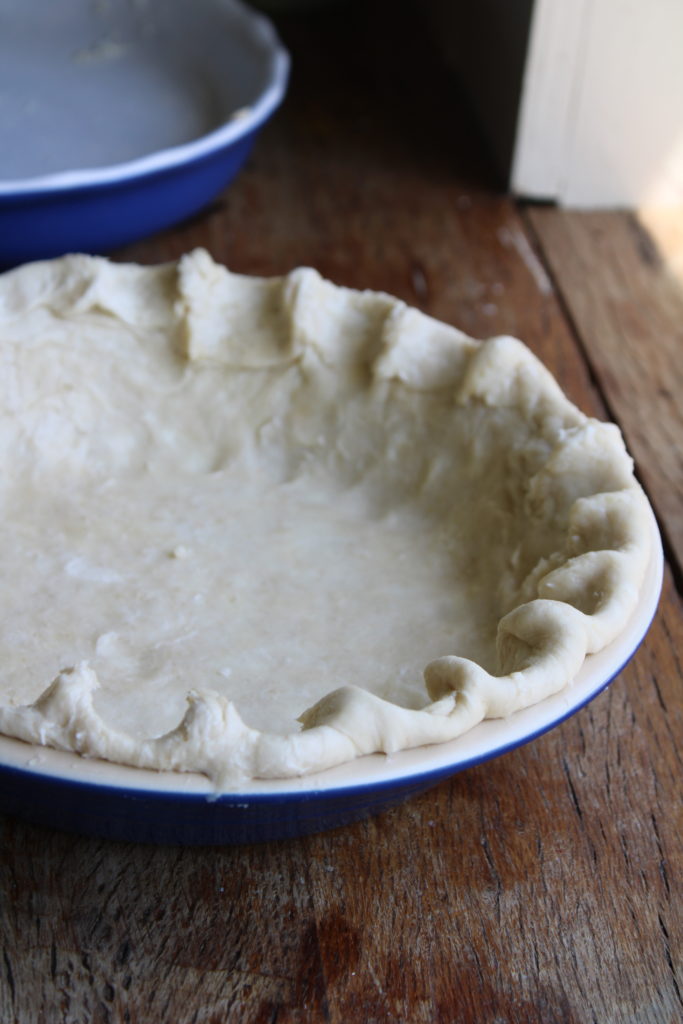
[0,251,652,787]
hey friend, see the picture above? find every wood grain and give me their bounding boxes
[527,208,683,575]
[0,577,680,1023]
[1,3,681,1022]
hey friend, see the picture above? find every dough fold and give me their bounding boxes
[0,251,653,786]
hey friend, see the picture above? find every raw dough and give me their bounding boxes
[0,250,651,786]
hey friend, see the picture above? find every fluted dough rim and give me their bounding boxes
[0,250,654,788]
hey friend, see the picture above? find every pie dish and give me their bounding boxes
[0,0,289,264]
[0,251,656,805]
[0,553,661,843]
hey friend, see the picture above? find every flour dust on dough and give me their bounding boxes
[0,250,652,786]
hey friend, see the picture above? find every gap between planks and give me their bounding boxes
[522,205,683,597]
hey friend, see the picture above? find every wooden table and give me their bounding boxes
[1,4,681,1021]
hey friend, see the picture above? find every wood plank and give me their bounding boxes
[527,208,683,576]
[0,820,328,1023]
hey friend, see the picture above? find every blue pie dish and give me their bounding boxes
[0,0,289,265]
[0,518,662,845]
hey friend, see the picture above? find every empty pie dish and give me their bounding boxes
[0,0,289,265]
[0,251,661,842]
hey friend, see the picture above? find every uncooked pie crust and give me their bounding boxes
[0,250,651,787]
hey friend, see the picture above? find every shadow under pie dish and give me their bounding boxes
[0,251,661,843]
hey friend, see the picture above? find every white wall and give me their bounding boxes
[512,0,683,208]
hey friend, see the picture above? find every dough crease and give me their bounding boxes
[0,251,652,786]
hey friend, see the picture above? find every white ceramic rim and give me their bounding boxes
[0,0,290,197]
[0,504,663,799]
